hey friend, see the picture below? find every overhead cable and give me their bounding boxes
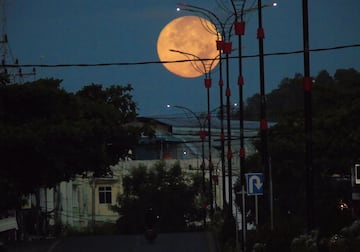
[2,43,360,68]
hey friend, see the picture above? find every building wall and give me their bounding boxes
[93,178,121,224]
[33,155,246,231]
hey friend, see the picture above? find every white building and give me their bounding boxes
[29,116,265,232]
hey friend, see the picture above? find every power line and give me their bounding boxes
[2,43,360,69]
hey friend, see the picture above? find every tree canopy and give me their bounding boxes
[265,68,360,179]
[239,68,360,248]
[113,161,204,234]
[0,79,139,211]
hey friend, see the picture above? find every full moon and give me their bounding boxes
[157,16,219,78]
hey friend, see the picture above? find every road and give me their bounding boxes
[49,232,217,252]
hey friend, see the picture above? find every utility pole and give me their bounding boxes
[257,0,270,227]
[302,0,314,232]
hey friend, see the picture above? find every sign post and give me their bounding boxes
[245,173,264,195]
[245,173,264,228]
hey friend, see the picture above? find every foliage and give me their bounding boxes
[266,69,359,226]
[242,73,304,121]
[291,221,360,252]
[291,231,318,252]
[113,161,204,234]
[240,68,360,250]
[0,79,139,211]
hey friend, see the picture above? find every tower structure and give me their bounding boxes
[0,0,35,84]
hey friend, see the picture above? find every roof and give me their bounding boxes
[138,116,275,130]
[139,134,185,144]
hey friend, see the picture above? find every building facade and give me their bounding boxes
[22,116,263,232]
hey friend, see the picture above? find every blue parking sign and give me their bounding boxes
[245,173,264,195]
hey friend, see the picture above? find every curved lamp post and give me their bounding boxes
[230,1,248,250]
[229,1,277,249]
[169,49,219,216]
[176,4,278,245]
[256,0,278,230]
[177,2,235,214]
[167,104,211,228]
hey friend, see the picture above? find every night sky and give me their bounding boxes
[4,0,360,116]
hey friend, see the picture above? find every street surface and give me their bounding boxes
[53,232,214,252]
[6,232,217,252]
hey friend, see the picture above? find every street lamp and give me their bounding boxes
[230,1,247,250]
[177,2,235,214]
[176,4,278,243]
[256,0,277,230]
[167,104,211,227]
[169,49,219,215]
[229,1,277,249]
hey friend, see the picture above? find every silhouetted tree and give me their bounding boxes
[239,68,359,250]
[114,161,204,234]
[0,79,139,211]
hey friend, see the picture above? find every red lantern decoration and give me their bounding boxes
[239,148,245,158]
[212,175,219,184]
[199,130,206,139]
[238,75,244,86]
[257,27,265,39]
[260,118,268,130]
[234,21,245,35]
[218,79,224,87]
[216,40,225,50]
[204,78,212,88]
[223,42,232,54]
[226,87,231,97]
[220,133,225,141]
[303,76,312,92]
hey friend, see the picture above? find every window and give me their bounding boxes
[99,186,112,204]
[356,164,360,185]
[72,185,79,208]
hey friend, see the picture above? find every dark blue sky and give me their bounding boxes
[4,0,360,116]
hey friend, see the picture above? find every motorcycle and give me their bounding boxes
[144,208,159,242]
[144,228,157,242]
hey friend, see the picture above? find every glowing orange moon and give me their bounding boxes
[157,16,219,78]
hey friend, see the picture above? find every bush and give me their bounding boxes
[291,231,318,252]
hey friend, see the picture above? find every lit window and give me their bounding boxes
[99,186,112,204]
